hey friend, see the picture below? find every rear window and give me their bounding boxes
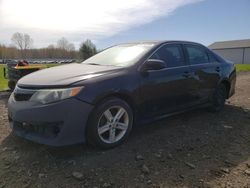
[208,52,220,63]
[185,45,209,65]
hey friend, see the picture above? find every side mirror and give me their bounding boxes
[141,59,166,71]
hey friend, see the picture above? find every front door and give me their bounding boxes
[139,43,197,118]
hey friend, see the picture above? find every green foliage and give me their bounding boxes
[79,39,97,60]
[0,65,8,91]
[235,64,250,72]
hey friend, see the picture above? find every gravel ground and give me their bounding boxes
[0,72,250,188]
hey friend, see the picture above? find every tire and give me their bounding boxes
[86,97,133,149]
[209,84,227,112]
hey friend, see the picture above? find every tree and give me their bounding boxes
[47,44,55,49]
[57,37,68,50]
[67,43,75,51]
[11,32,33,58]
[79,39,97,60]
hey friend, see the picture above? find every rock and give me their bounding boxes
[246,163,250,168]
[17,169,23,174]
[244,169,250,176]
[154,171,160,176]
[179,174,185,179]
[142,164,150,174]
[167,153,173,160]
[223,125,233,129]
[14,156,20,161]
[203,181,213,188]
[3,165,10,169]
[135,154,144,161]
[0,182,6,188]
[225,182,233,187]
[27,170,32,177]
[2,147,8,152]
[185,162,196,169]
[68,160,76,165]
[72,171,83,180]
[221,168,230,173]
[224,160,235,166]
[139,174,145,181]
[147,179,152,185]
[102,182,112,188]
[38,173,45,178]
[22,182,31,188]
[31,161,40,166]
[4,161,11,166]
[199,179,204,183]
[154,153,162,158]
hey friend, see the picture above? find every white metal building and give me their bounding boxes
[209,39,250,64]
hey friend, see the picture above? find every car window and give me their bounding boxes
[185,45,209,65]
[208,52,219,63]
[149,44,185,68]
[83,43,156,67]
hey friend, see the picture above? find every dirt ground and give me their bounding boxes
[0,73,250,188]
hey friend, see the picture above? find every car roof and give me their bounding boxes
[118,40,204,46]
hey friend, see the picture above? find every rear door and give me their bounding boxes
[139,43,196,118]
[184,44,221,103]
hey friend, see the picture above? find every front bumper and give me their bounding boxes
[8,93,94,146]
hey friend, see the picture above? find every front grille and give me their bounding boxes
[14,93,33,101]
[14,121,63,138]
[13,86,36,101]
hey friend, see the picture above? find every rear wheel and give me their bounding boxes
[86,98,133,149]
[209,84,227,112]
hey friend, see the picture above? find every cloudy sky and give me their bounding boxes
[0,0,250,49]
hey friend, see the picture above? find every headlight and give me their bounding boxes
[29,86,84,104]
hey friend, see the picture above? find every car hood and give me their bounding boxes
[17,63,122,88]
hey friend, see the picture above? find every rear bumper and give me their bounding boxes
[8,93,94,146]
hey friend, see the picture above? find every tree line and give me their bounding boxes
[0,32,98,61]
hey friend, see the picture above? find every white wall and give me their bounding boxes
[213,48,244,64]
[244,48,250,64]
[213,48,250,64]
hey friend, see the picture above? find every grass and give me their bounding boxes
[0,65,8,91]
[235,64,250,72]
[0,63,250,91]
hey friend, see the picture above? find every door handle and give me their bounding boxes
[215,67,220,72]
[183,71,190,78]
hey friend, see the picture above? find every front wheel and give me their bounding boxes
[209,84,227,112]
[86,98,133,149]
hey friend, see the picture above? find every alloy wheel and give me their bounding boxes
[97,106,129,144]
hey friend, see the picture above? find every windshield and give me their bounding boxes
[82,43,156,67]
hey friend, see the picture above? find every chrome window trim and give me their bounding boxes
[146,65,190,72]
